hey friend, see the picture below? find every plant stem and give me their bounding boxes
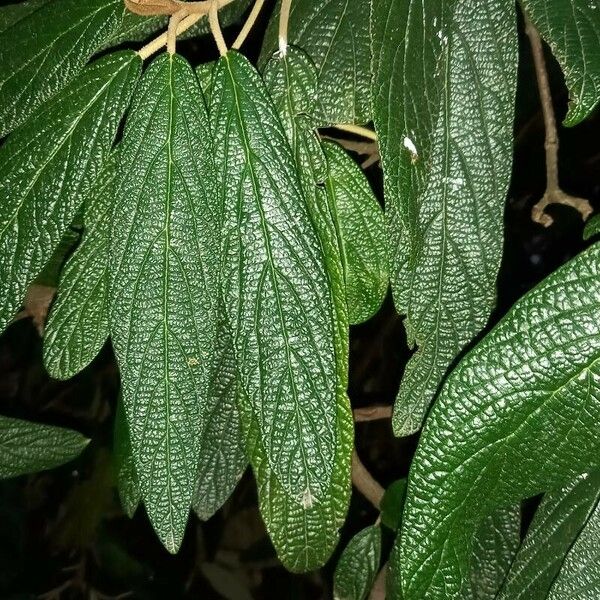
[167,9,187,55]
[278,0,292,55]
[354,405,392,422]
[209,0,228,57]
[232,0,266,50]
[352,450,384,510]
[368,563,388,600]
[332,123,378,142]
[524,13,592,227]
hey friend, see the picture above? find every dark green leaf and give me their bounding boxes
[380,478,407,532]
[0,414,88,478]
[584,215,600,240]
[211,50,352,570]
[110,53,220,553]
[333,525,382,600]
[520,0,600,126]
[196,61,215,105]
[373,0,518,436]
[0,0,125,136]
[498,471,600,600]
[0,0,50,34]
[32,226,80,288]
[43,154,116,379]
[260,0,371,125]
[114,397,140,519]
[0,51,141,334]
[396,242,600,599]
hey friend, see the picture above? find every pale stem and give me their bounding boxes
[167,9,187,55]
[352,450,384,510]
[232,0,266,50]
[209,0,228,56]
[354,405,392,422]
[332,123,378,142]
[278,0,292,55]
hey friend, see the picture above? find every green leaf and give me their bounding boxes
[192,311,247,522]
[584,214,600,240]
[32,225,80,288]
[380,478,407,532]
[498,471,600,600]
[110,53,220,553]
[0,50,141,334]
[260,0,371,125]
[547,488,600,599]
[43,154,116,380]
[114,397,140,519]
[468,505,521,600]
[520,0,600,126]
[0,414,88,478]
[0,0,126,137]
[196,61,216,105]
[0,0,50,34]
[322,141,387,325]
[395,242,600,599]
[211,50,351,570]
[333,525,382,600]
[373,0,518,436]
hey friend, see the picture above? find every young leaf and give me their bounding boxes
[584,214,600,240]
[520,0,600,126]
[0,51,141,335]
[260,0,371,125]
[211,50,351,570]
[114,398,140,519]
[322,141,387,325]
[333,525,382,600]
[547,492,600,599]
[192,312,247,522]
[468,505,521,600]
[380,478,407,532]
[396,242,600,599]
[498,471,600,600]
[0,0,125,136]
[110,53,220,553]
[373,0,518,436]
[43,154,116,380]
[0,415,88,478]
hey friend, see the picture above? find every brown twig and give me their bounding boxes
[351,450,384,510]
[368,562,388,600]
[524,14,593,227]
[354,405,392,422]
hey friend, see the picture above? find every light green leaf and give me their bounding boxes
[0,414,88,478]
[110,53,220,553]
[548,488,600,599]
[322,141,387,325]
[192,311,247,522]
[333,525,382,600]
[396,242,600,599]
[0,0,125,137]
[468,505,521,600]
[498,471,600,600]
[114,397,140,519]
[373,0,518,436]
[0,51,141,334]
[260,0,371,125]
[520,0,600,126]
[0,0,50,34]
[211,50,351,570]
[584,214,600,240]
[43,154,116,380]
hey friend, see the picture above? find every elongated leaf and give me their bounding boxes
[0,51,141,334]
[584,214,600,240]
[260,0,371,125]
[43,155,116,379]
[0,0,50,34]
[468,505,521,600]
[211,50,351,570]
[192,311,247,521]
[498,471,600,600]
[0,0,127,137]
[0,415,88,478]
[520,0,600,126]
[32,225,80,288]
[374,0,518,436]
[334,525,382,600]
[396,242,600,599]
[322,141,387,324]
[548,492,600,599]
[114,398,140,519]
[110,53,220,553]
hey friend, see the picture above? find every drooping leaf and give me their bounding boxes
[548,491,600,599]
[498,471,600,600]
[396,242,600,599]
[110,53,220,553]
[32,225,81,288]
[380,478,407,532]
[468,505,521,600]
[0,0,50,34]
[43,154,116,380]
[0,415,88,478]
[211,50,351,570]
[192,311,247,522]
[584,214,600,240]
[260,0,371,125]
[373,0,518,436]
[113,398,140,519]
[333,525,382,600]
[520,0,600,126]
[0,0,127,137]
[0,51,141,334]
[322,141,387,324]
[196,61,215,104]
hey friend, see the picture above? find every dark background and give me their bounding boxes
[0,2,598,598]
